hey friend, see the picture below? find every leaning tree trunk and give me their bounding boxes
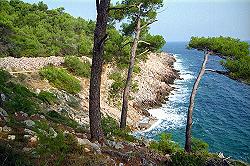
[89,0,110,142]
[120,17,141,129]
[185,52,210,152]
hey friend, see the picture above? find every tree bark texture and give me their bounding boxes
[89,0,110,142]
[120,17,141,128]
[185,52,210,152]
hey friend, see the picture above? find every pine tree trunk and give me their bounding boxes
[120,17,141,128]
[185,52,210,152]
[89,0,110,142]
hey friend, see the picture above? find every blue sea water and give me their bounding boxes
[136,42,250,162]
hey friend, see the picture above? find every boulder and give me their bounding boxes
[8,135,15,140]
[23,120,35,127]
[106,140,124,150]
[138,117,150,129]
[77,138,101,154]
[0,108,8,117]
[15,111,29,121]
[115,142,124,150]
[3,126,12,132]
[24,128,36,135]
[48,127,57,138]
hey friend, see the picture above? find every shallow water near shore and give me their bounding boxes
[135,42,250,162]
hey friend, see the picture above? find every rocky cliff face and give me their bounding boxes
[0,52,179,129]
[133,52,179,112]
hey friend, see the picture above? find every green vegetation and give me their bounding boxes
[0,0,94,57]
[39,66,81,94]
[0,141,32,166]
[188,36,250,83]
[149,133,181,154]
[38,90,57,105]
[191,137,209,154]
[188,36,249,58]
[45,110,79,129]
[101,115,136,142]
[64,56,91,78]
[223,56,250,83]
[35,121,79,165]
[108,71,139,106]
[170,151,207,166]
[149,134,215,166]
[0,69,41,115]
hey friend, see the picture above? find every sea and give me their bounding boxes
[135,42,250,163]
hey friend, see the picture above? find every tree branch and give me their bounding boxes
[138,49,150,56]
[205,69,228,75]
[122,41,133,48]
[138,41,151,45]
[108,4,137,11]
[141,20,158,29]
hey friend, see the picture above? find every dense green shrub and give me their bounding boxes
[38,90,57,105]
[191,138,209,154]
[39,66,81,94]
[45,110,79,129]
[170,151,207,166]
[0,141,33,166]
[149,133,181,154]
[0,68,11,83]
[0,70,41,115]
[64,56,91,78]
[0,0,94,57]
[36,125,78,166]
[101,115,136,142]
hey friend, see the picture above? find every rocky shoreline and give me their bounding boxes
[0,52,179,130]
[132,52,180,129]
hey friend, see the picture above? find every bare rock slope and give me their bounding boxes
[0,52,179,129]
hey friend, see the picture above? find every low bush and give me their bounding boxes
[191,137,209,154]
[101,115,136,142]
[38,90,57,105]
[64,56,91,78]
[46,110,79,129]
[170,151,207,166]
[36,127,78,166]
[0,141,32,166]
[0,70,41,115]
[39,66,81,94]
[149,133,181,154]
[0,69,11,84]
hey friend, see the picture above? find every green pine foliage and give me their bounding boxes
[149,133,181,154]
[223,56,250,83]
[101,115,136,142]
[0,0,94,57]
[188,36,250,83]
[64,56,91,78]
[188,36,249,58]
[39,66,81,94]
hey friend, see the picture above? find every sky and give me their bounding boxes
[23,0,250,42]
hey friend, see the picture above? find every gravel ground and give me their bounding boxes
[0,56,64,71]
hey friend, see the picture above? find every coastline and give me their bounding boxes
[131,52,180,130]
[0,53,180,131]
